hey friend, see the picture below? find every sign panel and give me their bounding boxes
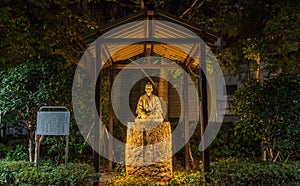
[36,106,70,135]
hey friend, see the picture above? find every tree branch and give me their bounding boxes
[179,0,198,18]
[188,1,205,20]
[272,151,280,162]
[284,152,295,163]
[188,142,196,168]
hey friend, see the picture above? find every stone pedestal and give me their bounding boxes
[125,120,172,182]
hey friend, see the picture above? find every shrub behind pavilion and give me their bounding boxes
[0,59,91,164]
[231,73,300,162]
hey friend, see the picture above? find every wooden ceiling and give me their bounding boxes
[82,9,221,69]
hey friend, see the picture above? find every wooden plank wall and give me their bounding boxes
[112,69,199,122]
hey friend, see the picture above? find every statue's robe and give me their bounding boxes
[136,94,163,119]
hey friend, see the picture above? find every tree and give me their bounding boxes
[231,73,300,161]
[0,58,75,162]
[1,0,299,73]
[0,0,99,68]
[1,0,299,168]
[184,0,300,74]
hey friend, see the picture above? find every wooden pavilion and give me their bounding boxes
[81,6,222,181]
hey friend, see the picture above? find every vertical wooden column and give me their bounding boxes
[108,68,114,171]
[94,40,101,186]
[158,77,168,121]
[199,43,209,179]
[158,59,169,121]
[183,70,190,170]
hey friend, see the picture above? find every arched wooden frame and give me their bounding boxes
[88,9,221,185]
[94,42,209,172]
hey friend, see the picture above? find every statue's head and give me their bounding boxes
[145,83,153,96]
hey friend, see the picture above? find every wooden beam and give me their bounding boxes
[184,45,199,67]
[103,45,114,67]
[128,59,157,89]
[183,71,190,171]
[98,38,203,44]
[112,64,181,70]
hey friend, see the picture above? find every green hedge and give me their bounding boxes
[208,158,300,186]
[107,158,300,185]
[0,161,99,186]
[1,159,299,185]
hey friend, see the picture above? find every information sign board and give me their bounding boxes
[36,106,70,135]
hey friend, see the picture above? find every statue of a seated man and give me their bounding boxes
[136,83,163,120]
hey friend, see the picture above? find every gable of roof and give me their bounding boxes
[83,9,221,47]
[82,9,222,69]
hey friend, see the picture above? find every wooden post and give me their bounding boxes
[183,71,190,170]
[200,70,209,171]
[158,59,169,121]
[34,135,45,168]
[199,43,209,181]
[93,40,101,186]
[108,69,114,171]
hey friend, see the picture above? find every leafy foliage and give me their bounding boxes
[0,0,99,68]
[1,0,298,74]
[0,58,75,125]
[231,74,300,161]
[0,143,13,159]
[0,0,35,69]
[262,1,300,73]
[5,145,28,161]
[107,158,300,185]
[191,1,300,73]
[0,160,33,185]
[0,59,93,164]
[208,158,300,185]
[210,122,261,160]
[0,161,99,185]
[0,1,299,180]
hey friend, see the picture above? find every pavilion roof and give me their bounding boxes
[82,9,222,69]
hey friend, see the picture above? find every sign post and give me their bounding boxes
[35,106,70,168]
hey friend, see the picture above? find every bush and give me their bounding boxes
[231,74,300,161]
[0,161,99,186]
[107,158,300,185]
[208,158,300,185]
[5,145,28,161]
[168,171,203,186]
[0,143,12,159]
[210,122,261,160]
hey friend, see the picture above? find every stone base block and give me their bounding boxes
[125,121,172,182]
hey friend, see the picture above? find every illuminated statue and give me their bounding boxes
[136,83,163,120]
[127,82,172,181]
